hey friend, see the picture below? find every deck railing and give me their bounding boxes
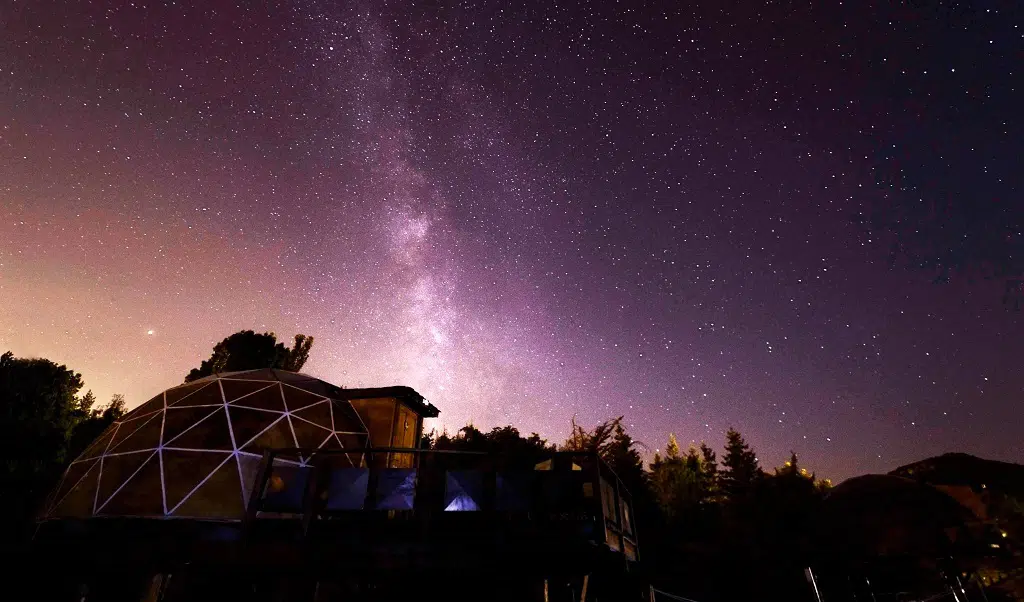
[244,447,639,561]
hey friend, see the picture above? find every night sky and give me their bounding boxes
[2,2,1021,480]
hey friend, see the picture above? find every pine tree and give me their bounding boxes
[606,422,645,490]
[684,445,702,473]
[665,433,681,460]
[721,428,760,500]
[77,390,97,413]
[650,434,708,521]
[699,442,719,496]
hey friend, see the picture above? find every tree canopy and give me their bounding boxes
[0,351,124,531]
[424,419,837,602]
[4,332,1002,601]
[0,351,84,488]
[427,424,555,468]
[721,427,761,498]
[184,331,315,382]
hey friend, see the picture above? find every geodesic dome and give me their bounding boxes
[44,369,369,521]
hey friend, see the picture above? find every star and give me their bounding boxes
[1,0,1020,482]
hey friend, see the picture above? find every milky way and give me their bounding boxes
[2,2,1021,480]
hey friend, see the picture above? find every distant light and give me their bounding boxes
[990,543,1000,549]
[146,329,155,335]
[1001,531,1008,538]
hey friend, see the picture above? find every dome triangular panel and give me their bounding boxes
[163,450,232,512]
[284,378,336,398]
[172,458,244,518]
[292,400,333,430]
[50,459,99,512]
[337,433,369,467]
[170,382,224,407]
[319,434,343,450]
[108,412,162,453]
[331,402,368,432]
[167,408,233,450]
[50,460,101,517]
[129,393,165,418]
[221,379,276,404]
[227,382,285,411]
[162,406,220,445]
[243,416,296,452]
[237,453,264,505]
[228,406,285,449]
[291,415,332,450]
[228,369,279,381]
[106,415,154,451]
[78,426,117,461]
[282,385,325,412]
[96,451,156,510]
[164,382,210,406]
[99,454,163,516]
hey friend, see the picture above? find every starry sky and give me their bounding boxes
[2,1,1021,480]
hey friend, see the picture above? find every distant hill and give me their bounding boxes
[888,453,1024,601]
[890,452,1024,497]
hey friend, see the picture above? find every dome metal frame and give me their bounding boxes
[44,370,370,521]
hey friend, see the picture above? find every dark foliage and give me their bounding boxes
[184,331,315,382]
[647,432,832,602]
[66,393,125,462]
[720,427,761,499]
[0,352,125,534]
[427,424,555,468]
[5,340,1009,601]
[0,351,84,512]
[563,416,649,494]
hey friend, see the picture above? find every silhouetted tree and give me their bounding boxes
[651,435,726,525]
[740,451,830,596]
[651,435,705,520]
[421,417,842,602]
[699,442,719,497]
[67,393,127,461]
[77,390,97,414]
[562,416,648,493]
[105,393,127,420]
[0,351,85,524]
[721,427,761,500]
[278,334,314,371]
[563,415,621,455]
[769,452,822,511]
[427,424,555,469]
[650,433,682,474]
[185,330,315,382]
[604,421,647,494]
